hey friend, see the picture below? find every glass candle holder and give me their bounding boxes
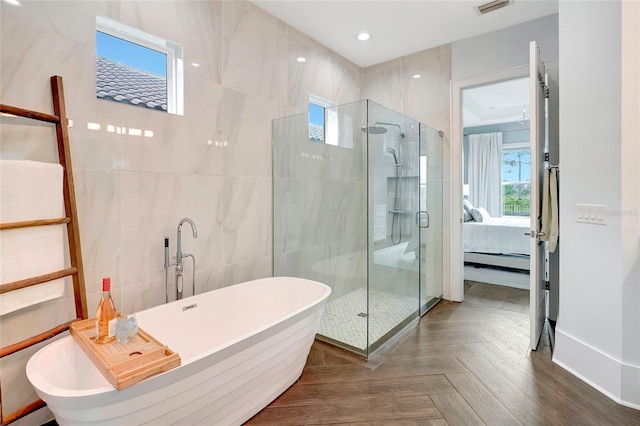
[115,314,138,344]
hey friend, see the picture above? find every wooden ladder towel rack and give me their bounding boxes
[0,76,88,425]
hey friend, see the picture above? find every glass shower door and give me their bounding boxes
[367,101,420,353]
[419,123,443,315]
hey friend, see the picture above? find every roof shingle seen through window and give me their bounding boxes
[309,123,324,142]
[96,57,168,112]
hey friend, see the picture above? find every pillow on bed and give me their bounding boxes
[463,199,475,214]
[471,207,491,222]
[463,209,473,222]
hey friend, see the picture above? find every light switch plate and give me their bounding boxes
[576,204,607,225]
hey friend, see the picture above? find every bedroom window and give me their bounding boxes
[502,146,531,216]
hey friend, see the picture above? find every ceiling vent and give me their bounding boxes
[475,0,513,15]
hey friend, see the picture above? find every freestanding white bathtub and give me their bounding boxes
[27,277,331,425]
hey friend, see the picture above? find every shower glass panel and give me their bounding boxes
[273,100,442,357]
[273,100,368,352]
[367,101,420,352]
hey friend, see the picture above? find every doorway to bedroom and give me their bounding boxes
[461,77,531,296]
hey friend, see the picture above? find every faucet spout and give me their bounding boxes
[177,218,198,258]
[178,217,198,238]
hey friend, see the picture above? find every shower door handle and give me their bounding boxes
[416,211,430,229]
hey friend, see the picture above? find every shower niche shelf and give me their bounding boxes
[387,175,420,179]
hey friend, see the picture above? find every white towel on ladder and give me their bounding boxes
[540,167,559,252]
[0,160,66,315]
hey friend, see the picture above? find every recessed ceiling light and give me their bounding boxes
[412,74,422,79]
[296,57,306,63]
[357,32,370,41]
[191,63,200,67]
[3,0,21,6]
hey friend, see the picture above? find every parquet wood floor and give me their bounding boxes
[247,281,640,425]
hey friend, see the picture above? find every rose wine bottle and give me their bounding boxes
[95,277,117,344]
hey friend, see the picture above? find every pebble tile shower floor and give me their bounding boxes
[318,288,418,351]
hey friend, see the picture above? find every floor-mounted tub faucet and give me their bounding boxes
[165,218,198,302]
[176,218,197,300]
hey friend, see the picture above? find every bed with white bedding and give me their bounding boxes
[464,216,531,270]
[464,216,530,255]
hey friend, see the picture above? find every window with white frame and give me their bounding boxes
[95,16,183,115]
[502,143,531,216]
[308,94,341,146]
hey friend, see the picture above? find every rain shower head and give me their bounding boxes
[361,122,406,137]
[386,147,399,164]
[361,125,388,135]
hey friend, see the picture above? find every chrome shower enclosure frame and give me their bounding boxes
[273,99,443,357]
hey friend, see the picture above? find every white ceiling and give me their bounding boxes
[251,0,558,68]
[463,77,530,127]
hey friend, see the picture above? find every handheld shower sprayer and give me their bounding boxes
[386,147,397,162]
[386,147,400,166]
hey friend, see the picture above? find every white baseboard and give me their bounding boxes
[553,328,640,410]
[621,362,640,410]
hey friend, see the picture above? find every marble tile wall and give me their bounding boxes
[363,45,451,133]
[0,0,362,419]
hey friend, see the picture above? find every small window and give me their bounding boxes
[95,16,183,115]
[308,102,325,143]
[308,95,340,146]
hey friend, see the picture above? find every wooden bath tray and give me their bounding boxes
[70,318,181,390]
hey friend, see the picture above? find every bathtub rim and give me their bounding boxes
[26,276,331,400]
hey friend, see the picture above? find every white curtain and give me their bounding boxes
[468,132,503,216]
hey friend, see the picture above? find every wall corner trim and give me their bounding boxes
[553,327,640,410]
